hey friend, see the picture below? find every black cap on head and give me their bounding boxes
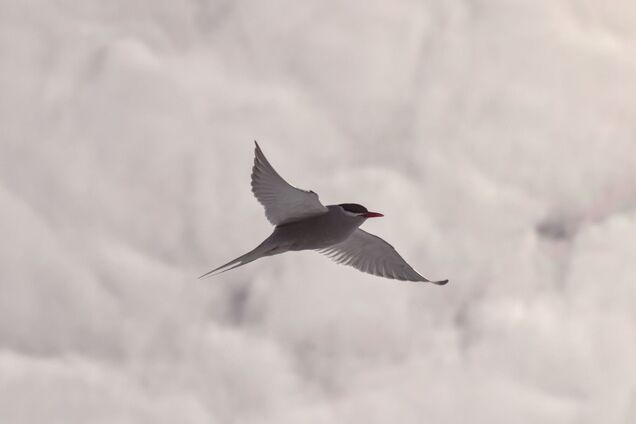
[339,203,368,214]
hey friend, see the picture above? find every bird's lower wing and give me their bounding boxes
[318,229,448,285]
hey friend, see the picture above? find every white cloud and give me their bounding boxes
[1,0,635,422]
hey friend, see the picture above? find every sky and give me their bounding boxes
[1,1,635,423]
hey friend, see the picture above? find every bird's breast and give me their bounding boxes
[272,213,358,251]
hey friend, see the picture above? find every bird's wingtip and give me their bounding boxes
[431,279,449,286]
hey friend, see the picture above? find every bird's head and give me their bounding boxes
[338,203,384,219]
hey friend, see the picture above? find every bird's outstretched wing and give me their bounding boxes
[251,141,328,225]
[319,229,448,284]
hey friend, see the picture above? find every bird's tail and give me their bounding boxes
[199,240,275,279]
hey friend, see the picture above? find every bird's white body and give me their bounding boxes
[200,142,447,285]
[269,205,362,251]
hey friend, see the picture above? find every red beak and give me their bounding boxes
[361,211,384,218]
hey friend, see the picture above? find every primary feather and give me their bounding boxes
[251,142,328,225]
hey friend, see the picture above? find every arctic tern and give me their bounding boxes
[200,142,448,285]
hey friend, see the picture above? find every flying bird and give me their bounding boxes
[200,142,448,285]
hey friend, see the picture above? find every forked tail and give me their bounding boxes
[199,241,274,279]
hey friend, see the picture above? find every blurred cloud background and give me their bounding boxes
[1,0,636,423]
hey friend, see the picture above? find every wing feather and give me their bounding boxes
[251,142,328,225]
[319,229,448,285]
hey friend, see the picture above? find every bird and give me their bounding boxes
[199,142,448,285]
